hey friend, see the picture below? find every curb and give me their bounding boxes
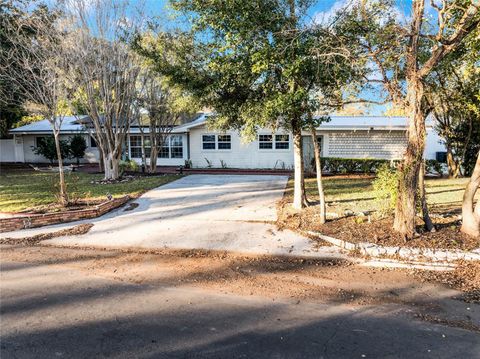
[306,230,480,264]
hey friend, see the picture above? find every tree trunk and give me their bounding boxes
[393,80,427,239]
[292,126,307,209]
[149,146,158,174]
[419,161,435,232]
[446,145,460,178]
[140,139,147,173]
[104,152,121,180]
[311,126,326,224]
[461,151,480,237]
[53,131,68,206]
[98,151,104,172]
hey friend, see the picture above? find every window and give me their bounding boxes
[258,134,273,149]
[170,135,183,158]
[130,135,183,159]
[129,135,142,158]
[202,135,216,150]
[90,136,97,148]
[275,134,289,149]
[159,140,169,158]
[217,135,231,150]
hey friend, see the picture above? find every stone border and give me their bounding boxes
[0,196,130,233]
[306,230,480,263]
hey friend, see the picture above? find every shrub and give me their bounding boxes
[119,159,139,174]
[32,136,71,164]
[313,157,392,174]
[373,163,399,215]
[69,134,87,165]
[425,159,443,176]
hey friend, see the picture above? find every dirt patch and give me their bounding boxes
[0,245,460,304]
[277,199,479,251]
[2,244,478,331]
[0,224,93,246]
[414,261,480,303]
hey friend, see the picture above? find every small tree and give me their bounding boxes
[69,134,87,165]
[0,3,72,205]
[32,136,71,164]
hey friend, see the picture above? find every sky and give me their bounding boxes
[42,0,419,115]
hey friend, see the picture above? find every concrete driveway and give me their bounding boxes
[11,175,342,258]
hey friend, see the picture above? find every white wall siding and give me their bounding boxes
[424,128,446,160]
[324,130,407,160]
[0,139,15,162]
[189,126,294,169]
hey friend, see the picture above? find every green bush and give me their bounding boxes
[372,163,399,215]
[32,136,71,164]
[425,159,443,176]
[69,134,87,165]
[119,159,139,174]
[313,157,393,174]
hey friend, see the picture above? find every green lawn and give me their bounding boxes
[0,170,181,213]
[285,175,472,215]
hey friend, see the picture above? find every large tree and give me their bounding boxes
[64,0,141,180]
[0,2,71,205]
[137,0,360,210]
[333,0,480,238]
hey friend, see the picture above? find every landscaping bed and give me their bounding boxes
[278,176,479,251]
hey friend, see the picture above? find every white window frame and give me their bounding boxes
[217,134,231,151]
[202,134,216,151]
[130,134,183,159]
[170,135,184,158]
[258,134,273,150]
[274,134,290,150]
[258,133,290,151]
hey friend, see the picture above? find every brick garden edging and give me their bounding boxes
[306,230,480,263]
[0,196,130,233]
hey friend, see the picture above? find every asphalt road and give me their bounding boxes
[1,246,479,359]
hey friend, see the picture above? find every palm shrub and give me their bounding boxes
[373,163,399,215]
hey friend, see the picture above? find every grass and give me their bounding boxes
[285,175,473,215]
[0,169,181,213]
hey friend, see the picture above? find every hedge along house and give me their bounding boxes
[5,113,446,169]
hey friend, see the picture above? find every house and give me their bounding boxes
[3,114,446,169]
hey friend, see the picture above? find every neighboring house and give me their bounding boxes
[4,114,446,169]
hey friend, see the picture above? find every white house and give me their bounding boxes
[3,113,446,169]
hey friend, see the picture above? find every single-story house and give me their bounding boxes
[3,113,446,169]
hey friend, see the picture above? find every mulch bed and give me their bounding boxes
[277,201,480,251]
[414,261,480,303]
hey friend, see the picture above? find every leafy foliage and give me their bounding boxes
[69,134,87,164]
[373,163,399,215]
[32,136,71,164]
